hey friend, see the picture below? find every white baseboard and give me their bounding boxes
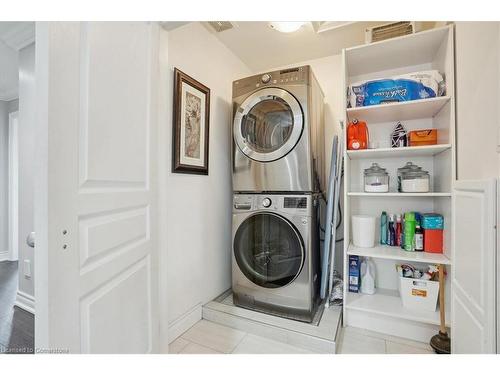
[168,304,202,344]
[14,290,35,314]
[0,252,9,262]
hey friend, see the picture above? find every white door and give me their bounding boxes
[8,111,19,261]
[452,179,497,353]
[35,22,160,353]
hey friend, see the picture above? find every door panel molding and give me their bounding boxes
[452,179,497,353]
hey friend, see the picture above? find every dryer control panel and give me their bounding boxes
[232,66,310,98]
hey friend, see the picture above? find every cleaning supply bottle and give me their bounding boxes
[388,214,396,246]
[404,212,416,251]
[395,214,402,247]
[415,224,424,251]
[347,119,369,150]
[360,258,376,295]
[380,211,388,245]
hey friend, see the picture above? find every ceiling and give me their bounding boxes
[0,22,34,101]
[203,21,385,71]
[198,21,437,72]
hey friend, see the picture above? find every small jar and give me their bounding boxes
[364,163,389,193]
[397,162,422,192]
[401,170,430,193]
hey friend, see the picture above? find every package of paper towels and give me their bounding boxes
[347,70,445,108]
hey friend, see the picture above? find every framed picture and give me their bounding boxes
[172,68,210,175]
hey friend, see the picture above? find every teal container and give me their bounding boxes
[380,211,388,245]
[421,213,444,230]
[404,212,416,251]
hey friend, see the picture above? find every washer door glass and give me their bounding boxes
[234,88,303,162]
[234,213,304,289]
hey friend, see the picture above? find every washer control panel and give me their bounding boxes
[261,197,272,208]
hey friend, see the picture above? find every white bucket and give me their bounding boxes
[352,215,376,248]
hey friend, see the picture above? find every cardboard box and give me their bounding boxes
[348,255,361,293]
[409,129,437,146]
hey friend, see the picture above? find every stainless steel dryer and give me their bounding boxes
[232,66,325,194]
[232,193,320,322]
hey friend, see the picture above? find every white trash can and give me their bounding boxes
[351,215,376,248]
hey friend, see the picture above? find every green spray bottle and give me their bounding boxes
[404,212,416,251]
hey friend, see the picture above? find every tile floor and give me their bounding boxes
[169,319,435,354]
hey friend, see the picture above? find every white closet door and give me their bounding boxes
[452,179,497,353]
[35,22,160,353]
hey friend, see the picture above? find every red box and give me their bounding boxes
[424,229,443,253]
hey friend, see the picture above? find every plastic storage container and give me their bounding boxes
[399,277,439,312]
[352,215,376,248]
[364,163,389,192]
[422,213,444,253]
[424,229,444,253]
[401,170,430,193]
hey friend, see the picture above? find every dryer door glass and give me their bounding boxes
[234,213,304,289]
[241,98,293,153]
[233,88,303,163]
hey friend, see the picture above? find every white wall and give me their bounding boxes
[455,22,500,179]
[162,23,251,336]
[17,42,36,308]
[0,101,9,260]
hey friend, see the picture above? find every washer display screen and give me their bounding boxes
[234,213,304,289]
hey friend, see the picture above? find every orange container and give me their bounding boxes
[347,119,369,150]
[424,229,443,254]
[409,129,437,146]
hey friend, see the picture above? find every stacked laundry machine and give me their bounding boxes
[231,66,325,323]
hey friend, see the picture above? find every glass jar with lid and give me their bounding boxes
[397,162,422,192]
[364,163,389,193]
[401,170,430,193]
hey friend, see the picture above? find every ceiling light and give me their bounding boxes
[269,22,307,33]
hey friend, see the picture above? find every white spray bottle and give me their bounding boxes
[360,258,376,295]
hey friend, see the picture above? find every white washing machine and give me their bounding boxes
[232,66,325,194]
[232,193,320,322]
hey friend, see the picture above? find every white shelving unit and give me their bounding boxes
[341,25,456,343]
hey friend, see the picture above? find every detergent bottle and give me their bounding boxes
[360,258,376,295]
[347,119,369,150]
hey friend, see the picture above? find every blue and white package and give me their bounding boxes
[348,255,361,293]
[348,70,445,108]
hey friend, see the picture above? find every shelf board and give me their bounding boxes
[346,96,450,123]
[345,289,450,327]
[345,26,451,77]
[347,144,451,160]
[347,243,451,265]
[348,192,451,197]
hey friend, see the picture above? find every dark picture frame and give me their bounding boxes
[172,68,210,175]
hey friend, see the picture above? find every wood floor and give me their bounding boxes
[0,261,34,354]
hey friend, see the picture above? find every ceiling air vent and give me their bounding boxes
[208,21,235,33]
[365,22,420,44]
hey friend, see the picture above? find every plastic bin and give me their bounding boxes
[399,276,439,312]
